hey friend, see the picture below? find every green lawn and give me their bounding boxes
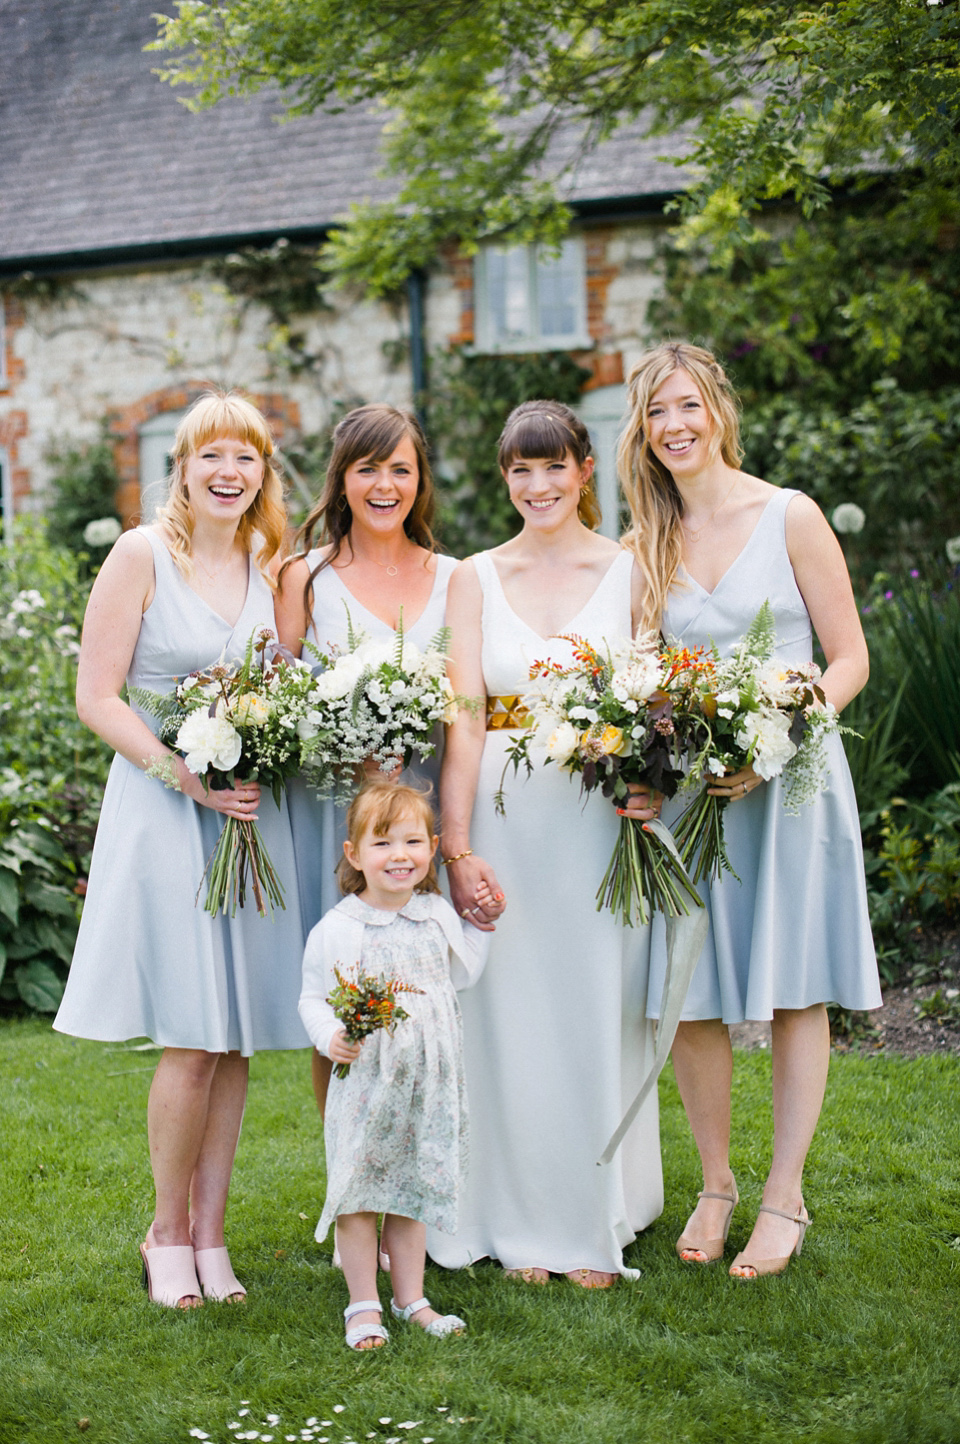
[2,1018,958,1444]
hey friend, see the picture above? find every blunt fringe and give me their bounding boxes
[497,399,601,529]
[156,391,287,585]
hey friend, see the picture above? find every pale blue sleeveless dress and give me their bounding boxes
[648,489,881,1023]
[286,550,456,935]
[426,548,663,1280]
[54,528,310,1055]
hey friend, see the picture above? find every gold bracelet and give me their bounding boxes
[441,848,473,867]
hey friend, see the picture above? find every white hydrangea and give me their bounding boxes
[176,710,242,773]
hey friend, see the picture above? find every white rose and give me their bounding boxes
[545,721,580,766]
[296,710,323,741]
[735,708,796,780]
[231,692,271,726]
[831,503,865,535]
[176,710,243,773]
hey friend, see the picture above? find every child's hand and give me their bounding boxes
[329,1027,363,1067]
[471,878,505,924]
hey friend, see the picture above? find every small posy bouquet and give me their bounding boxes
[326,964,425,1078]
[134,629,325,917]
[498,633,710,926]
[301,610,458,799]
[674,601,843,883]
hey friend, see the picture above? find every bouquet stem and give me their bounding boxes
[197,818,286,919]
[674,790,739,885]
[596,816,702,927]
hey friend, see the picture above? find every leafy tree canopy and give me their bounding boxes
[152,0,960,294]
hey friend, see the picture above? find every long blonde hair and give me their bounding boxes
[618,342,743,634]
[157,392,287,584]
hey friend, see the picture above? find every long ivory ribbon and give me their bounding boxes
[598,817,708,1166]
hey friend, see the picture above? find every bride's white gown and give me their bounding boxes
[426,548,663,1278]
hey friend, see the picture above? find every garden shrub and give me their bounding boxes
[0,520,109,1014]
[44,431,123,568]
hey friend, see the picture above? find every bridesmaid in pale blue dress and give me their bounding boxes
[54,394,309,1309]
[275,405,458,1123]
[618,343,880,1279]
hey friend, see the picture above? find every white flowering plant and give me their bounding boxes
[673,600,845,883]
[496,633,710,926]
[299,610,458,802]
[132,629,325,917]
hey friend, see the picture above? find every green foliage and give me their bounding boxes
[0,520,110,1014]
[44,432,122,563]
[874,575,960,795]
[429,348,592,556]
[213,237,329,324]
[151,1,960,294]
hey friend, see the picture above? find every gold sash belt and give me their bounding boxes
[485,694,532,730]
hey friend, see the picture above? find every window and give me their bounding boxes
[474,238,588,352]
[576,385,627,541]
[139,410,185,512]
[0,446,12,545]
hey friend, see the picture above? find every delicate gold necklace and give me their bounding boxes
[194,548,239,582]
[682,478,738,544]
[365,544,416,579]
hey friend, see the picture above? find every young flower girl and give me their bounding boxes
[299,781,498,1350]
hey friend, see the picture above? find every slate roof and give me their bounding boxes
[0,0,689,272]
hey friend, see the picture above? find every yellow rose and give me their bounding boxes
[231,692,271,726]
[597,724,627,756]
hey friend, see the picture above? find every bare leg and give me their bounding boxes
[311,1047,331,1118]
[730,1003,829,1275]
[386,1214,448,1329]
[147,1048,222,1248]
[337,1212,385,1348]
[670,1019,737,1260]
[189,1051,248,1250]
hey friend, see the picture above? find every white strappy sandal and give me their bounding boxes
[390,1296,466,1337]
[344,1299,389,1350]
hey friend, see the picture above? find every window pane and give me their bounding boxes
[486,246,531,345]
[536,240,579,339]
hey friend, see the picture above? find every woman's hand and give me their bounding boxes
[328,1027,363,1067]
[179,769,262,821]
[615,784,664,821]
[707,765,762,801]
[359,755,403,783]
[447,853,504,932]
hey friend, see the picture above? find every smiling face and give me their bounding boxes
[344,808,438,910]
[181,436,265,523]
[342,435,420,539]
[503,448,593,530]
[644,368,717,479]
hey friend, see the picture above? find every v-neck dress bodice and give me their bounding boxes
[426,547,663,1279]
[54,528,309,1055]
[286,550,457,935]
[649,488,880,1022]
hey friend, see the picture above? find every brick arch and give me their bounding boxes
[107,383,301,527]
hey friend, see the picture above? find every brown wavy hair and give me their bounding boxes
[618,342,743,634]
[287,404,437,615]
[337,780,440,897]
[156,391,287,585]
[497,399,602,529]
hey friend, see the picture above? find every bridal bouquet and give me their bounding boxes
[674,601,843,883]
[326,964,424,1078]
[134,628,325,917]
[301,613,458,800]
[498,633,711,926]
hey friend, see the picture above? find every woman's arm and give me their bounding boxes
[612,556,663,820]
[440,559,504,927]
[786,493,869,712]
[76,530,261,820]
[274,555,311,658]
